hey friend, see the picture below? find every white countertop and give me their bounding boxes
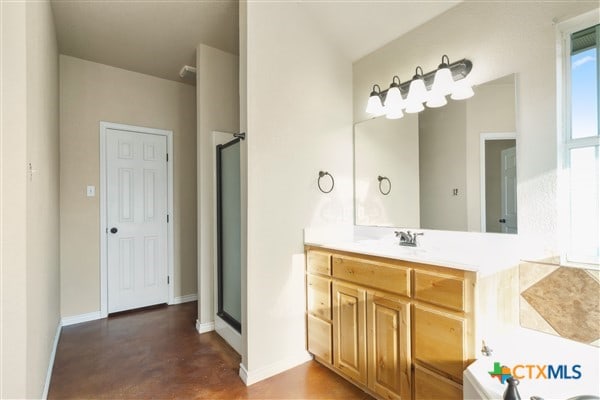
[304,225,520,276]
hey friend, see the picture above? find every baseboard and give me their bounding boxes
[238,351,313,386]
[42,322,62,399]
[196,319,215,334]
[215,315,242,354]
[171,293,198,305]
[60,311,102,327]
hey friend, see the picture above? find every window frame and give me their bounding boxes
[556,10,600,267]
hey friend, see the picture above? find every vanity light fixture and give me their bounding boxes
[365,56,473,117]
[365,84,385,116]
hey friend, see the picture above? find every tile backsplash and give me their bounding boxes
[520,262,600,347]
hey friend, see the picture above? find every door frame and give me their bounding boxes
[211,131,242,354]
[215,137,242,333]
[99,121,174,318]
[479,132,516,233]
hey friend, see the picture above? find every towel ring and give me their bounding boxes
[318,171,334,194]
[378,175,391,195]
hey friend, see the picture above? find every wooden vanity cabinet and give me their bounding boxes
[306,247,478,400]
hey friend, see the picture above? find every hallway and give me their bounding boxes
[48,302,372,399]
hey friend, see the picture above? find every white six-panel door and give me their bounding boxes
[106,128,168,313]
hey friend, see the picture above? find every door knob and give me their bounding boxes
[110,227,118,234]
[499,219,506,223]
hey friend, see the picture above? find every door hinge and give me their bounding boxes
[167,214,169,223]
[167,276,170,284]
[166,153,169,162]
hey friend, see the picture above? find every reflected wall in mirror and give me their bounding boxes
[354,73,517,233]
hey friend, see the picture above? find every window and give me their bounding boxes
[560,14,600,266]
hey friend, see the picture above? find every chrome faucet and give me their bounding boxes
[394,230,423,247]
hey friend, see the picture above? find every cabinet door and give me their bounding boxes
[367,292,411,400]
[414,364,462,400]
[333,282,367,385]
[413,304,466,382]
[307,314,332,364]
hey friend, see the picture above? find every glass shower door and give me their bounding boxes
[216,139,241,332]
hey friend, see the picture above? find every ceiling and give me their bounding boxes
[50,0,460,85]
[50,0,239,85]
[301,0,462,62]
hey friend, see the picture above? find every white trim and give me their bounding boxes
[171,293,198,304]
[196,319,215,334]
[479,132,517,233]
[99,121,174,317]
[214,314,242,354]
[60,311,103,327]
[42,323,62,399]
[238,351,313,386]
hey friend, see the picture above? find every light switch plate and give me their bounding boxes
[87,185,95,197]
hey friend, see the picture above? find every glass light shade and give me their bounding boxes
[451,80,474,100]
[366,94,385,116]
[426,93,447,108]
[407,78,428,104]
[404,99,424,113]
[431,67,454,96]
[384,86,405,110]
[385,106,404,119]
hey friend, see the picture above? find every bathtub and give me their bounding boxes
[464,328,600,400]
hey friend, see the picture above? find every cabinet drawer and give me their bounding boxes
[307,274,331,320]
[307,251,331,276]
[414,364,462,400]
[414,270,465,311]
[332,256,410,297]
[413,305,466,382]
[307,314,332,364]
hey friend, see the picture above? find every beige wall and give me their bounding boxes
[60,55,197,317]
[1,0,60,397]
[354,115,420,227]
[466,80,516,231]
[196,44,240,326]
[353,1,598,261]
[419,101,467,231]
[25,1,61,397]
[1,2,29,396]
[242,1,353,379]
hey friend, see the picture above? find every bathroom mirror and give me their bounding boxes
[354,73,517,233]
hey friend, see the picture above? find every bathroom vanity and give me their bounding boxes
[304,230,520,400]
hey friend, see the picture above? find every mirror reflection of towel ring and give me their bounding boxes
[318,171,334,194]
[378,175,391,195]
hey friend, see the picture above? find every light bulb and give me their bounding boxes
[451,79,474,100]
